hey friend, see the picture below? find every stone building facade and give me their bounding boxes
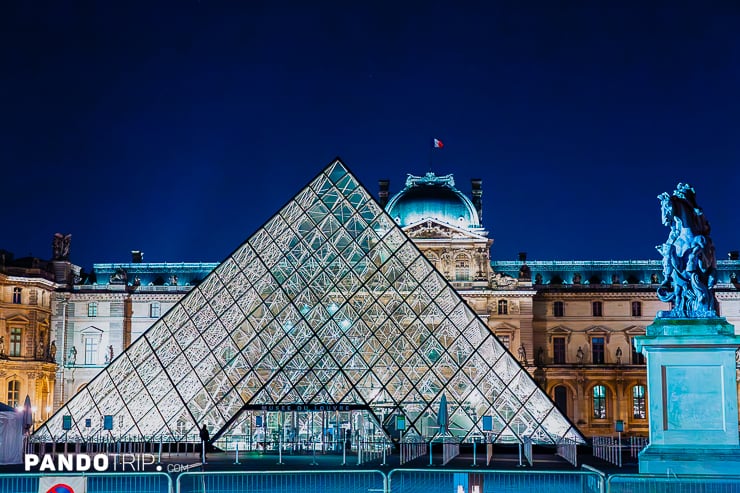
[31,171,740,439]
[0,252,63,428]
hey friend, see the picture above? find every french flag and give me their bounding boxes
[433,138,444,149]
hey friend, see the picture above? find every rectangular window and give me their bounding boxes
[150,302,161,318]
[633,385,646,419]
[553,301,564,317]
[9,328,22,357]
[631,337,645,365]
[455,257,470,281]
[553,337,566,364]
[88,302,98,317]
[591,337,605,364]
[498,335,511,351]
[12,287,21,304]
[7,381,20,408]
[631,301,642,317]
[84,336,99,365]
[592,301,603,317]
[497,300,508,315]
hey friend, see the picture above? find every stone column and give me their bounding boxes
[635,317,740,475]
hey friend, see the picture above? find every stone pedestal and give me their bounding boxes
[635,318,740,475]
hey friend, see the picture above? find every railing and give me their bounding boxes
[6,469,740,493]
[0,472,171,493]
[556,437,578,467]
[177,469,387,493]
[629,436,648,458]
[399,439,426,465]
[523,436,534,466]
[356,439,392,466]
[442,441,460,466]
[389,469,605,493]
[606,473,740,493]
[592,436,621,467]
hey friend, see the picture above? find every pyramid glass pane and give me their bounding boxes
[34,159,583,445]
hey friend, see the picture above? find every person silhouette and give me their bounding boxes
[200,424,210,460]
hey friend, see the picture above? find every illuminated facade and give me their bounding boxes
[35,160,582,446]
[382,171,740,438]
[0,253,61,427]
[36,164,740,441]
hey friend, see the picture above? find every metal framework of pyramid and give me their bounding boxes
[35,160,583,445]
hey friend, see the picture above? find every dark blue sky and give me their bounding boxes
[2,3,739,270]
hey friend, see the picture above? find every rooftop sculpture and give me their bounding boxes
[656,183,717,318]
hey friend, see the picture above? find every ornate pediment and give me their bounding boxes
[585,325,612,343]
[403,219,487,241]
[547,325,573,343]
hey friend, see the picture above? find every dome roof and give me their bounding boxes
[385,172,482,229]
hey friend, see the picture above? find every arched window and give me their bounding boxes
[497,299,508,315]
[454,255,470,281]
[633,385,646,419]
[592,385,607,419]
[7,380,20,408]
[554,385,568,415]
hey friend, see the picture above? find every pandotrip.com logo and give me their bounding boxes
[24,453,198,473]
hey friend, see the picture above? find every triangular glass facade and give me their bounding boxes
[35,160,583,445]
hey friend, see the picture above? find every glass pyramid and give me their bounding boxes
[35,160,583,445]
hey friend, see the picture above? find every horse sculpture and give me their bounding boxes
[656,183,717,318]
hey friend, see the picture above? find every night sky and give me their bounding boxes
[3,3,739,271]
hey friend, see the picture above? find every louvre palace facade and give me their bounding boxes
[5,161,740,441]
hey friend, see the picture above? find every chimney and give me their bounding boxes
[131,251,144,263]
[471,179,483,225]
[378,179,390,208]
[729,251,739,261]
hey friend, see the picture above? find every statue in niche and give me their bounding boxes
[572,273,582,284]
[612,274,620,284]
[105,345,114,364]
[650,273,660,284]
[535,273,543,284]
[0,336,5,358]
[37,340,46,360]
[615,346,623,365]
[49,340,57,362]
[68,346,77,366]
[517,345,527,365]
[576,346,584,365]
[656,183,717,318]
[536,346,544,366]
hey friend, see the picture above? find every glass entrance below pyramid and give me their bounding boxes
[214,408,390,453]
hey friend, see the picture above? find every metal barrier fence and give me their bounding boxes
[592,436,621,467]
[0,472,172,493]
[388,468,605,493]
[400,440,426,465]
[629,436,648,458]
[557,437,579,467]
[177,469,387,493]
[441,441,460,465]
[607,473,740,493]
[523,436,534,466]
